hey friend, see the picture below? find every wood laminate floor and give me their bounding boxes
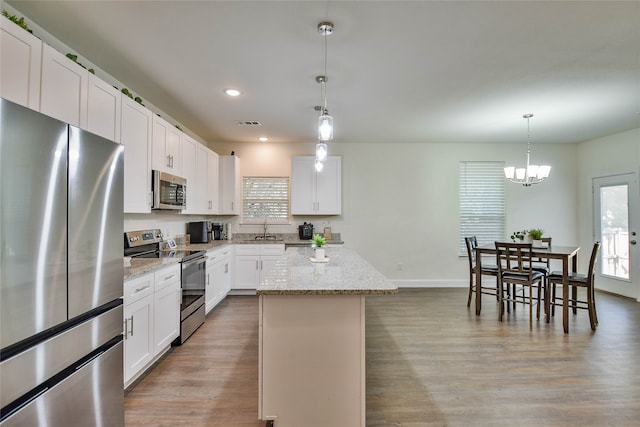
[125,289,640,426]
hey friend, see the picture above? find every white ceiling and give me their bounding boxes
[7,0,640,145]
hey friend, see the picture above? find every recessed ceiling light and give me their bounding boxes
[259,137,269,142]
[224,88,241,97]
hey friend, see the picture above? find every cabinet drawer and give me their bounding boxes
[261,244,284,256]
[154,264,180,291]
[235,244,261,256]
[124,274,154,305]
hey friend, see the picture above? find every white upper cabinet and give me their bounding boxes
[291,156,342,215]
[40,44,88,128]
[121,96,152,213]
[151,115,182,176]
[220,155,241,215]
[87,73,121,142]
[0,16,42,110]
[207,149,220,213]
[180,134,198,214]
[194,144,210,214]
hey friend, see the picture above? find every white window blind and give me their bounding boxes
[459,161,505,254]
[243,177,289,222]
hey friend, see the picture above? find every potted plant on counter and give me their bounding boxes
[528,228,544,247]
[312,233,327,260]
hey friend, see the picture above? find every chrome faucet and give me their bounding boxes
[263,220,268,239]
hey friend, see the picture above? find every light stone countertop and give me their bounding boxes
[257,247,398,295]
[123,234,344,281]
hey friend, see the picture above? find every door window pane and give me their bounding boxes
[600,184,629,279]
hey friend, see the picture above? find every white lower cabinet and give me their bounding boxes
[123,264,180,387]
[234,244,284,290]
[206,246,233,313]
[123,273,154,386]
[152,266,181,353]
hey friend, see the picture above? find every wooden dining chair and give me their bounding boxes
[548,242,600,331]
[464,236,499,308]
[495,242,546,329]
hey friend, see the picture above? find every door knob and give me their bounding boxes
[631,240,637,245]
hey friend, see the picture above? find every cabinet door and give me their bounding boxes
[290,156,316,214]
[259,255,281,282]
[220,155,240,214]
[315,156,342,214]
[152,115,182,175]
[234,255,260,289]
[205,258,215,313]
[0,15,42,109]
[87,73,121,142]
[181,134,198,214]
[194,144,209,213]
[207,149,219,213]
[153,281,180,353]
[124,295,153,386]
[121,96,152,213]
[40,44,88,128]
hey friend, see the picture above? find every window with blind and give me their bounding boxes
[242,177,289,222]
[459,161,505,254]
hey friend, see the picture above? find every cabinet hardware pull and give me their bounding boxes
[256,260,259,270]
[123,319,128,340]
[129,315,134,336]
[164,274,175,281]
[134,284,150,293]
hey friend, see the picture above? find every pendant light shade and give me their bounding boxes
[316,142,328,161]
[318,113,333,141]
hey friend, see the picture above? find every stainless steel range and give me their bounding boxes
[124,229,207,345]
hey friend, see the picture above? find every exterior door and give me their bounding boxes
[593,172,639,300]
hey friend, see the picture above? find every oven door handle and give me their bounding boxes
[182,255,208,270]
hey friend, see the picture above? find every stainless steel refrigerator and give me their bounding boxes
[0,99,125,426]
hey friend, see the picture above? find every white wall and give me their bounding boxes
[211,140,579,286]
[576,128,640,296]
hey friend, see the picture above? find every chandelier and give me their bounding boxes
[504,114,551,186]
[315,21,334,172]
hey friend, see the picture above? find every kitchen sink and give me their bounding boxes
[254,235,282,241]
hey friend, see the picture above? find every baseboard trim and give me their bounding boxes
[393,279,468,289]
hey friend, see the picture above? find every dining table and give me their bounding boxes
[475,243,580,333]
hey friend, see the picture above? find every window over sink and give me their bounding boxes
[243,176,289,223]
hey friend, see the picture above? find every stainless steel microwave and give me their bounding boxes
[152,170,186,210]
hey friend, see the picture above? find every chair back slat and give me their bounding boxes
[495,242,535,277]
[465,236,478,268]
[587,242,601,282]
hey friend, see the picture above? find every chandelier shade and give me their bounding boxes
[504,114,551,186]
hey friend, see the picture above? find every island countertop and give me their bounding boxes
[257,247,398,295]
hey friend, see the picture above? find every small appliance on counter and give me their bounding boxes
[298,222,314,240]
[188,221,210,243]
[212,223,224,240]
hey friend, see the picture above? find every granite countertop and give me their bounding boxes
[123,233,344,281]
[124,257,181,281]
[257,247,397,296]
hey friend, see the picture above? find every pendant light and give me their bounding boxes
[317,21,334,142]
[504,114,551,186]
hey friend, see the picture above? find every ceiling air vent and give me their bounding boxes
[235,120,262,126]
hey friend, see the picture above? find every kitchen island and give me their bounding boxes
[257,247,397,427]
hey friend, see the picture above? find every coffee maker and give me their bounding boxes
[212,223,224,240]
